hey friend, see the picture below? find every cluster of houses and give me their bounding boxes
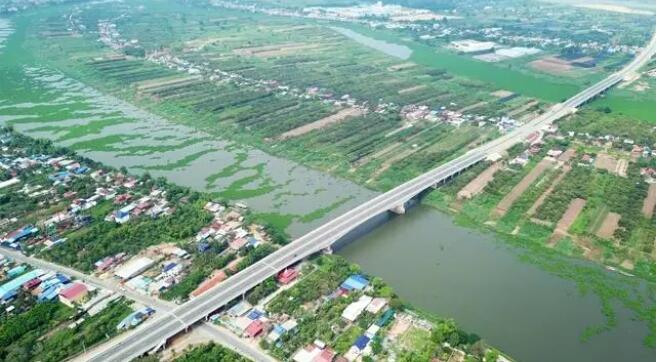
[282,274,394,362]
[398,103,518,132]
[145,49,373,115]
[0,150,101,249]
[104,188,172,224]
[212,270,394,362]
[93,244,190,297]
[0,151,173,251]
[88,201,275,299]
[195,201,268,253]
[0,255,123,320]
[215,266,300,339]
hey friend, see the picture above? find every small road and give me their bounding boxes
[23,34,657,362]
[0,248,275,362]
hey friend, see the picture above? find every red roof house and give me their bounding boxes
[277,268,298,285]
[190,270,227,298]
[314,348,336,362]
[245,320,264,338]
[59,282,89,307]
[22,278,42,291]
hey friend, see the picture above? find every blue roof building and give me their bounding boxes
[247,309,264,320]
[56,274,71,284]
[0,269,44,301]
[7,265,27,278]
[354,335,370,350]
[38,285,61,302]
[162,262,177,273]
[197,242,210,253]
[376,309,395,327]
[340,274,369,291]
[74,167,89,174]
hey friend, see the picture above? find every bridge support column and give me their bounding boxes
[323,246,333,254]
[153,340,166,353]
[390,204,406,215]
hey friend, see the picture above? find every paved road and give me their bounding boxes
[58,34,657,362]
[0,248,275,362]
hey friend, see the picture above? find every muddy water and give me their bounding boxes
[338,206,654,362]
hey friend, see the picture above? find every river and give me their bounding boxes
[338,206,653,362]
[0,15,654,362]
[331,26,413,60]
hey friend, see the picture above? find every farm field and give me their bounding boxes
[7,0,653,199]
[427,135,656,279]
[4,0,578,193]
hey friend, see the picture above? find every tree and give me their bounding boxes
[485,349,500,362]
[431,319,459,346]
[371,335,383,355]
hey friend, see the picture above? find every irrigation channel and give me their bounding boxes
[0,17,654,362]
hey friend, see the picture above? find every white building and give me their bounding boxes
[342,295,373,322]
[114,257,154,280]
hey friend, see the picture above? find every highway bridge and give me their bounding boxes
[87,35,655,362]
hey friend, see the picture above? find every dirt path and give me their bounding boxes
[595,212,621,240]
[642,183,656,218]
[278,107,364,140]
[548,198,587,246]
[457,162,501,199]
[398,85,427,94]
[493,158,554,217]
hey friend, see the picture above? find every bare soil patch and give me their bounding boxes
[641,183,656,218]
[183,36,234,51]
[387,62,416,71]
[557,148,576,163]
[554,198,586,236]
[135,75,201,93]
[162,327,212,361]
[388,317,411,340]
[494,158,554,217]
[594,153,626,176]
[457,163,501,199]
[530,57,573,75]
[490,90,514,98]
[398,85,427,94]
[278,107,364,140]
[620,259,635,270]
[595,212,621,240]
[234,43,319,58]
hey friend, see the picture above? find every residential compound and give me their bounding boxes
[0,128,280,305]
[0,253,150,351]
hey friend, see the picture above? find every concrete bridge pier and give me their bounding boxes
[153,340,167,353]
[389,204,406,215]
[323,246,333,254]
